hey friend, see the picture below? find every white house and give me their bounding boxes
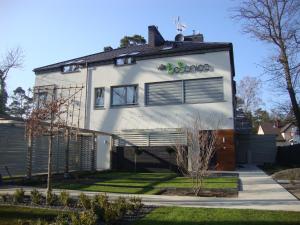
[34,25,236,171]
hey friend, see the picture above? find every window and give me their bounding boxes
[145,77,224,106]
[62,64,80,73]
[94,87,105,108]
[111,85,138,106]
[115,57,135,66]
[37,92,48,108]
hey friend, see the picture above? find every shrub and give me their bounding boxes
[59,191,71,207]
[78,193,91,209]
[46,191,58,206]
[54,213,70,225]
[31,189,43,205]
[0,193,11,203]
[91,194,108,219]
[103,203,119,225]
[129,196,143,210]
[70,211,97,225]
[13,188,25,204]
[113,197,130,218]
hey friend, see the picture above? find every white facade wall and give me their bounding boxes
[35,50,235,170]
[88,51,234,132]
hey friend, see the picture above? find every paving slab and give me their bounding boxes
[1,165,300,211]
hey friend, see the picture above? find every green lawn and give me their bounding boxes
[133,207,300,225]
[52,172,238,194]
[0,205,62,225]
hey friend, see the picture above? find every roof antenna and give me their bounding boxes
[174,16,187,34]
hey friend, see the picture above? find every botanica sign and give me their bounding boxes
[157,61,213,74]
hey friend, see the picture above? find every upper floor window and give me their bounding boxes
[111,85,138,106]
[62,64,80,73]
[94,87,104,108]
[36,91,48,108]
[115,57,135,66]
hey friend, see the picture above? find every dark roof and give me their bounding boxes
[280,122,297,133]
[260,122,280,135]
[33,41,233,74]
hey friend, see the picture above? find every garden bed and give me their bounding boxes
[0,188,144,225]
[157,187,238,197]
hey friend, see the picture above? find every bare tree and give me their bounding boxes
[233,0,300,129]
[26,85,84,203]
[174,116,218,196]
[0,47,24,114]
[237,76,263,113]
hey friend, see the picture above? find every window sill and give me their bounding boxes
[110,104,139,109]
[94,106,105,110]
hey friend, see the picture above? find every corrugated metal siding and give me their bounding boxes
[113,129,187,147]
[145,77,224,105]
[184,77,224,103]
[0,124,95,177]
[0,125,27,176]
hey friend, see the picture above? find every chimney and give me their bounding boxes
[148,25,165,47]
[104,46,113,52]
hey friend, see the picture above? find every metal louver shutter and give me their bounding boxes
[146,80,183,105]
[184,77,224,103]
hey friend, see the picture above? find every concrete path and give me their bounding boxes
[1,165,300,211]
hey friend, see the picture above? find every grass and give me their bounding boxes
[0,205,63,225]
[51,172,238,194]
[133,207,300,225]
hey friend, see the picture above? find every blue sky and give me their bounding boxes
[0,0,276,108]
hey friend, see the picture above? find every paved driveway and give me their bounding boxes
[1,165,300,211]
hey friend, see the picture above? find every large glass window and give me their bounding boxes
[94,87,104,108]
[111,85,138,106]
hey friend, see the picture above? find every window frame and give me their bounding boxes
[94,87,105,109]
[114,57,136,66]
[61,64,81,73]
[110,84,139,107]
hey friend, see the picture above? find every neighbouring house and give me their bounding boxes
[33,25,237,171]
[257,121,299,145]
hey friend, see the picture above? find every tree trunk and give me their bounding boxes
[281,51,300,129]
[0,78,7,114]
[26,129,33,179]
[64,128,70,178]
[47,133,53,195]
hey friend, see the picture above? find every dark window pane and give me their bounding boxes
[95,88,104,107]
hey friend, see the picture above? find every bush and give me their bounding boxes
[78,193,91,210]
[54,213,70,225]
[59,191,71,207]
[46,191,58,206]
[0,193,12,203]
[129,196,143,210]
[31,189,43,205]
[13,188,25,204]
[103,203,119,225]
[70,211,97,225]
[114,197,130,218]
[91,194,108,219]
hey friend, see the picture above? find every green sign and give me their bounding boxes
[157,61,212,74]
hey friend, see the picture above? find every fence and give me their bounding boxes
[0,123,96,177]
[236,134,277,165]
[277,144,300,165]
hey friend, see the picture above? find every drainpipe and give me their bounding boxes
[84,61,89,129]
